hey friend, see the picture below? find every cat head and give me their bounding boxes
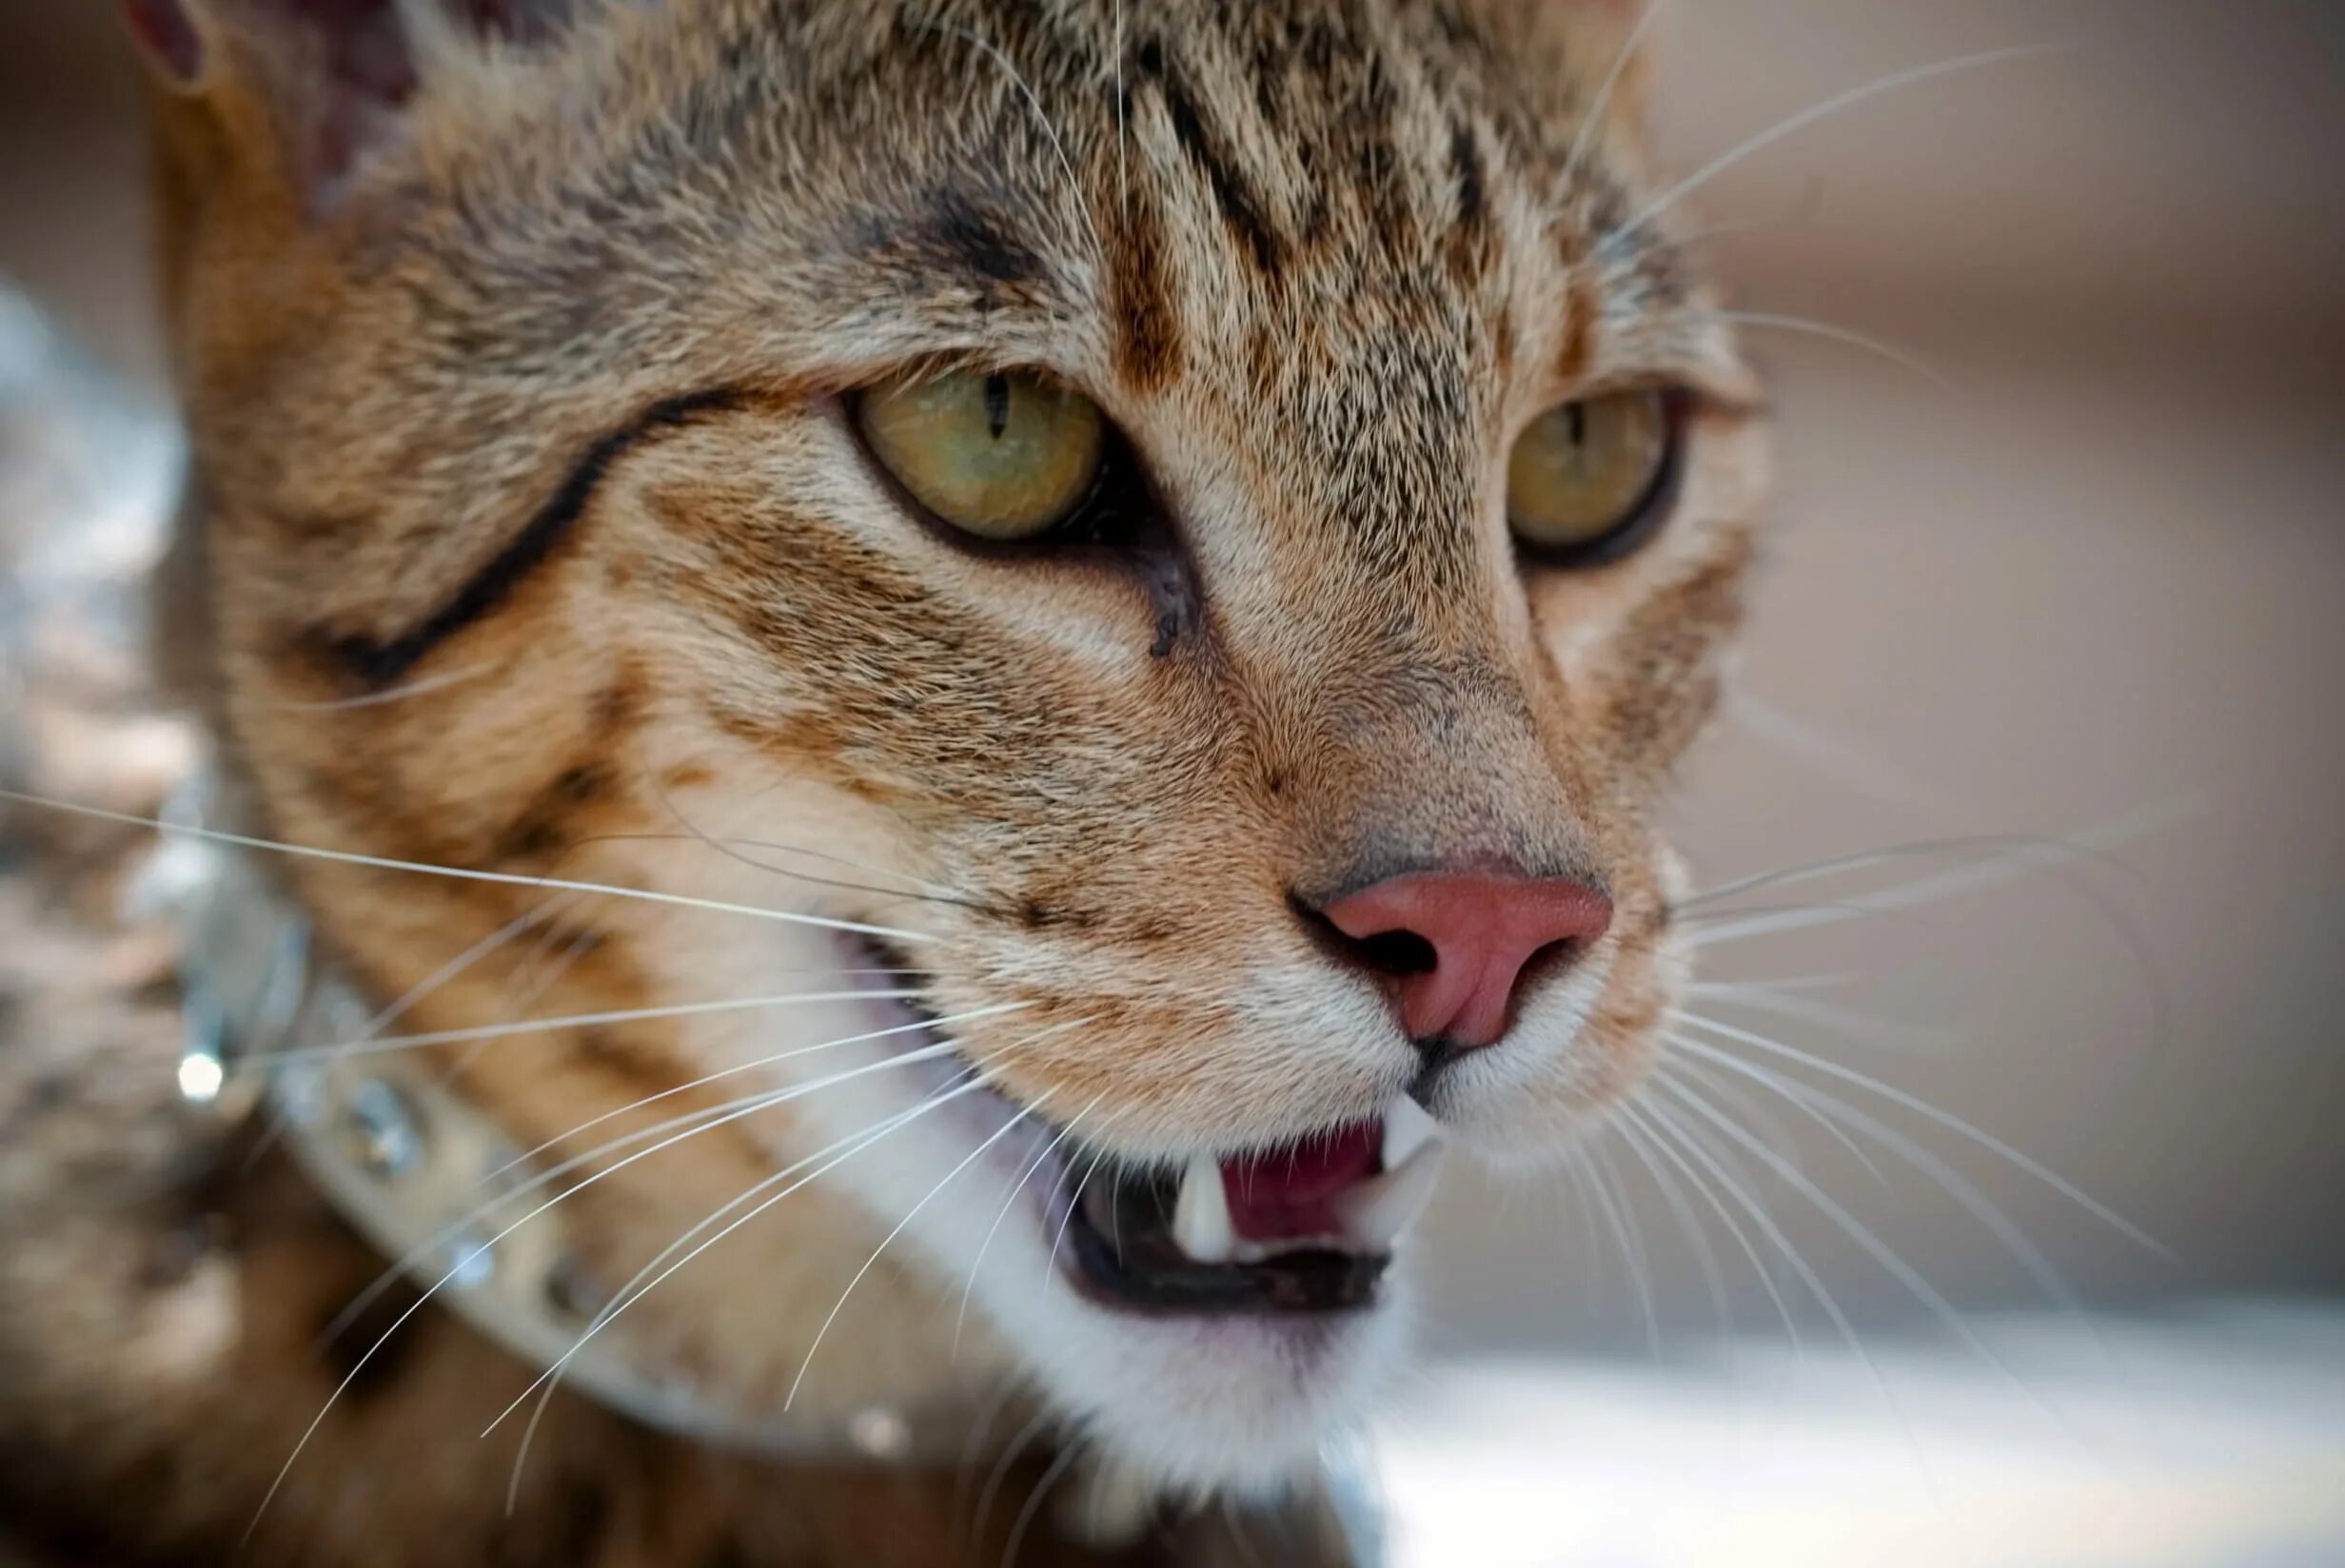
[127,0,1765,1495]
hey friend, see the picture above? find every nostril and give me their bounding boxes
[1520,935,1586,990]
[1351,928,1438,977]
[1288,896,1438,978]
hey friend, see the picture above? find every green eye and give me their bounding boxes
[1507,389,1673,558]
[857,369,1107,541]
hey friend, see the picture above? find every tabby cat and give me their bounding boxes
[0,0,1766,1562]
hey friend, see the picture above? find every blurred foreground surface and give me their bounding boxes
[1381,1303,2345,1567]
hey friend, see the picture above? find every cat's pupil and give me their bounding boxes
[983,373,1011,441]
[1567,402,1586,449]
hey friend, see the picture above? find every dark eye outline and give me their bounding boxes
[841,373,1163,563]
[1508,387,1692,571]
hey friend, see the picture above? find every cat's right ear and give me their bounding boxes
[120,0,210,88]
[115,1,430,221]
[114,2,603,221]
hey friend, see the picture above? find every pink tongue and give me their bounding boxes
[1219,1121,1382,1243]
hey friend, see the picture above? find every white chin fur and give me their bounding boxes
[685,981,1414,1494]
[1049,1278,1415,1496]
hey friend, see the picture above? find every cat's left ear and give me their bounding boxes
[116,1,606,218]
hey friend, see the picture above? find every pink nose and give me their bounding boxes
[1320,871,1614,1049]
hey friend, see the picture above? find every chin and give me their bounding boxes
[729,949,1444,1495]
[1018,1270,1417,1496]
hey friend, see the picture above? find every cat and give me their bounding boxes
[0,1,1767,1562]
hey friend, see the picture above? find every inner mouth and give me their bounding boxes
[1054,1100,1446,1315]
[850,936,1448,1318]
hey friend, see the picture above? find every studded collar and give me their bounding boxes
[155,768,1001,1471]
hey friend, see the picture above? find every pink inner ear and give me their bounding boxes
[122,0,207,84]
[453,0,579,46]
[124,0,586,213]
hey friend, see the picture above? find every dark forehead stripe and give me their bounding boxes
[888,189,1048,292]
[1444,113,1496,284]
[1133,37,1287,277]
[1109,174,1186,391]
[1447,117,1487,231]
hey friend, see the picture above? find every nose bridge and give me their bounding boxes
[1211,331,1598,892]
[1270,614,1605,898]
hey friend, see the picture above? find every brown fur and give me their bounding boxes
[5,0,1768,1560]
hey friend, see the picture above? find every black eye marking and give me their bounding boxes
[322,388,741,688]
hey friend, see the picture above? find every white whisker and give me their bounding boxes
[496,1078,986,1501]
[1644,1078,1906,1416]
[1724,688,1972,818]
[956,1089,1108,1360]
[319,1079,810,1351]
[1681,831,2144,912]
[1688,972,1863,996]
[1611,45,2062,245]
[369,901,568,1036]
[483,1002,1025,1183]
[971,1405,1057,1558]
[920,21,1104,265]
[1563,0,1664,188]
[322,1009,1016,1351]
[1614,1096,1803,1359]
[1575,1135,1661,1358]
[0,790,936,944]
[253,1042,970,1534]
[1670,1032,2092,1316]
[1044,1136,1118,1292]
[1000,1441,1080,1568]
[1669,1042,1894,1189]
[784,1090,1052,1412]
[1675,1009,2159,1250]
[1699,310,1958,396]
[1685,802,2189,948]
[266,990,936,1062]
[1685,982,1954,1054]
[1660,1075,2031,1388]
[270,661,496,712]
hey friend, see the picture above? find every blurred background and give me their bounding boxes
[4,3,2342,1564]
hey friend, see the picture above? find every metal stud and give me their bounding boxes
[176,982,227,1107]
[846,1405,914,1462]
[544,1254,612,1324]
[272,1056,327,1127]
[443,1228,497,1291]
[341,1077,423,1178]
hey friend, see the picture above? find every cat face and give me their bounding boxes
[143,0,1764,1492]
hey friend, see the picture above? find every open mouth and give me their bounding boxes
[1054,1099,1447,1315]
[847,937,1447,1318]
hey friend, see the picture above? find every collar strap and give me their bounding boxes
[154,773,988,1469]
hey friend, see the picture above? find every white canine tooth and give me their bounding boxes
[1171,1152,1236,1264]
[1332,1139,1448,1253]
[1381,1094,1444,1171]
